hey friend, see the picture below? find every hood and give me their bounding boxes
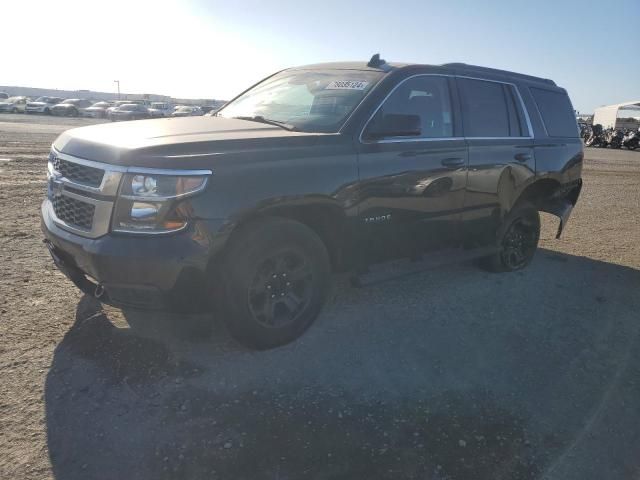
[53,116,338,168]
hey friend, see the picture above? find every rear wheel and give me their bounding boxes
[215,217,330,349]
[479,202,540,272]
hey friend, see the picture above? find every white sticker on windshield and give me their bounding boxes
[325,80,369,90]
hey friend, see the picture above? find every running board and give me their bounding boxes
[350,246,499,288]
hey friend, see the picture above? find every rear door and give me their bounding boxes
[456,77,536,247]
[356,74,468,262]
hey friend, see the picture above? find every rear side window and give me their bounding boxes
[530,88,578,138]
[458,78,526,137]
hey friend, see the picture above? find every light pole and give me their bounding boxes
[114,80,120,100]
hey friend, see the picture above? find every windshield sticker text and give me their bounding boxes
[325,81,369,91]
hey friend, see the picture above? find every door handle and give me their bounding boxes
[514,153,532,162]
[441,157,465,168]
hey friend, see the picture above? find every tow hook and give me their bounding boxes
[94,284,105,299]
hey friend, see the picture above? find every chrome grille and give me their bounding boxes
[51,153,104,187]
[52,196,96,230]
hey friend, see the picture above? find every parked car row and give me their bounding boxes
[0,91,214,121]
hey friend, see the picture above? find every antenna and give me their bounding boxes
[367,53,386,68]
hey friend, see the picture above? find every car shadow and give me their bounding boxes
[45,249,640,480]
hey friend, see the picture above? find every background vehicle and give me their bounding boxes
[622,127,640,150]
[25,96,63,114]
[148,102,173,117]
[109,103,151,121]
[0,92,9,100]
[585,123,606,147]
[0,96,29,113]
[171,105,203,117]
[50,99,93,117]
[42,59,582,349]
[83,101,113,118]
[605,128,624,149]
[105,100,132,119]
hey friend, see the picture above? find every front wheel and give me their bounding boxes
[215,217,331,349]
[479,202,540,272]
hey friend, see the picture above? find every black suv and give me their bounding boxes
[42,56,583,349]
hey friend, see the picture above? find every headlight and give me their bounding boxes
[112,171,210,234]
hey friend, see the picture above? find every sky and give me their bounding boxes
[2,0,638,113]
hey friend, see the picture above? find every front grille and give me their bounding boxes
[51,154,104,187]
[53,196,96,230]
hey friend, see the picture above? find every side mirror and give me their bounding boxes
[365,113,421,140]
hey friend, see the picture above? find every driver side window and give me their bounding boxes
[372,76,454,139]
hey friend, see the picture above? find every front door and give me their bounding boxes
[355,75,468,263]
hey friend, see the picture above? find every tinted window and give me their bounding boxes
[459,78,519,137]
[369,76,454,138]
[530,87,578,138]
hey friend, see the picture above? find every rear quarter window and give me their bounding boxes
[530,87,578,138]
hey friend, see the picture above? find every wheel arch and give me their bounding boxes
[513,178,563,211]
[209,198,356,274]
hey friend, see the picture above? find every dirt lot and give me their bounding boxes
[1,113,639,480]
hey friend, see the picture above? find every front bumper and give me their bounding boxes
[41,201,224,312]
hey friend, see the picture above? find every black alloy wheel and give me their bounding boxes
[247,248,314,328]
[216,217,330,349]
[499,216,539,270]
[478,201,540,273]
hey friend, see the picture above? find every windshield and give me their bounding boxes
[6,97,21,103]
[119,104,138,111]
[218,69,384,132]
[60,99,77,105]
[90,102,109,108]
[176,106,192,112]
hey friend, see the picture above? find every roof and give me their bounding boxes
[290,60,556,86]
[291,61,409,72]
[595,100,640,111]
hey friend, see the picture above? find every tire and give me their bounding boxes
[44,107,50,115]
[215,217,331,349]
[479,201,540,273]
[11,107,17,113]
[68,108,78,117]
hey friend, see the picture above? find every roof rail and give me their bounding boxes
[441,63,556,86]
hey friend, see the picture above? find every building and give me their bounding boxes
[593,101,640,129]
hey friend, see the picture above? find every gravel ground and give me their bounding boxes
[1,113,639,480]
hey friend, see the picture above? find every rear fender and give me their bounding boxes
[539,180,582,239]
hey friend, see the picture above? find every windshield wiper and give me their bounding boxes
[233,115,298,132]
